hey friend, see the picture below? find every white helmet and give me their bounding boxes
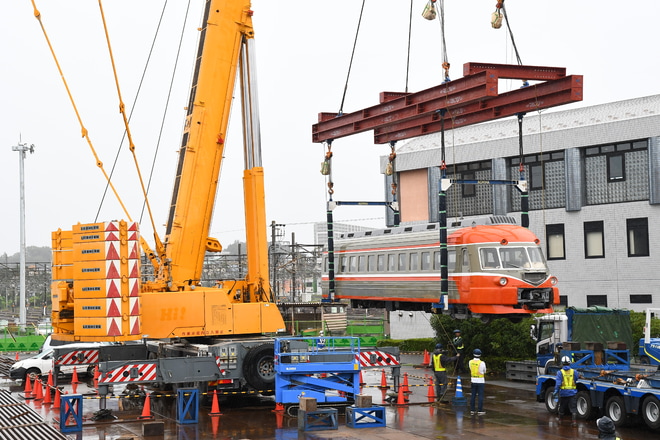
[561,356,571,365]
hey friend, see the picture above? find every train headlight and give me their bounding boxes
[550,276,558,286]
[498,277,508,286]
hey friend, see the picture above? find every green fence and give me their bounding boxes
[0,327,47,352]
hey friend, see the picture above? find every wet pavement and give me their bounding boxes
[1,354,658,439]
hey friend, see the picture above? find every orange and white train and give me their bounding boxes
[321,216,558,322]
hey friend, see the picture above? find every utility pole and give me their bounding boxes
[12,141,34,328]
[270,221,284,299]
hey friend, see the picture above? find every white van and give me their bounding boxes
[10,339,108,381]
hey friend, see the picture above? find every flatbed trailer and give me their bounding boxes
[536,366,660,430]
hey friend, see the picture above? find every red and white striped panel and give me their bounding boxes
[55,349,100,366]
[99,363,158,384]
[356,351,400,368]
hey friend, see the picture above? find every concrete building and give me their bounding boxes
[377,94,660,311]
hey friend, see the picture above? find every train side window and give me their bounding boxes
[433,251,441,270]
[479,248,500,269]
[388,254,396,271]
[358,255,367,272]
[410,253,419,271]
[448,249,456,272]
[349,256,357,272]
[421,252,431,271]
[368,255,376,272]
[377,254,385,271]
[461,249,470,272]
[339,257,346,273]
[398,253,407,271]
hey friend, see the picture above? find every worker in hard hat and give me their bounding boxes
[428,343,460,402]
[554,356,580,426]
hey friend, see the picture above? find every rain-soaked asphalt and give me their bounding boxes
[2,354,658,439]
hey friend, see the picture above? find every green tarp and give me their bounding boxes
[567,307,634,351]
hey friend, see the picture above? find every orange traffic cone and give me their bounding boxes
[402,372,411,395]
[379,369,389,389]
[273,402,285,413]
[44,382,52,405]
[138,393,154,420]
[15,352,19,361]
[427,376,436,400]
[93,365,100,389]
[52,387,61,410]
[47,371,53,387]
[23,375,33,397]
[71,367,79,394]
[423,349,430,366]
[395,385,407,406]
[359,370,365,386]
[34,379,43,401]
[209,390,222,416]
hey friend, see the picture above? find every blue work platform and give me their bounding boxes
[274,337,360,413]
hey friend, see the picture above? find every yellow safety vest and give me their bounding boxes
[432,353,445,371]
[453,337,464,350]
[560,369,576,390]
[469,359,484,378]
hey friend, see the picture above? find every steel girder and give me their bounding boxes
[312,62,582,144]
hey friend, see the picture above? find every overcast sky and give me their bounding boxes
[1,0,659,256]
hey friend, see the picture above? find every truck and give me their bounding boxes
[43,0,288,400]
[534,307,660,430]
[638,308,660,366]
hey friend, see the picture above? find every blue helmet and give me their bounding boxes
[473,348,482,357]
[453,329,461,334]
[435,343,443,350]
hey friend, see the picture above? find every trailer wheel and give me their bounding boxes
[243,343,275,395]
[641,395,660,430]
[544,387,558,413]
[576,390,595,420]
[605,395,628,427]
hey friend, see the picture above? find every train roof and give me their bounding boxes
[336,216,517,240]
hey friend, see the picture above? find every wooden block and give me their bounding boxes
[142,421,165,437]
[299,397,317,412]
[356,394,372,408]
[607,341,626,350]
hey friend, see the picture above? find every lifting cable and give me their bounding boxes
[29,2,131,221]
[405,0,414,93]
[423,0,451,82]
[337,0,366,116]
[492,1,523,65]
[96,0,161,244]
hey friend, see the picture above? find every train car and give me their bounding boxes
[321,216,558,322]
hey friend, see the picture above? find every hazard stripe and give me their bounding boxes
[99,363,158,383]
[356,351,400,367]
[55,349,100,366]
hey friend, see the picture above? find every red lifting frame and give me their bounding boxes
[312,62,582,144]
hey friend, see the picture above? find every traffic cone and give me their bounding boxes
[15,352,19,361]
[395,385,407,406]
[23,375,32,397]
[93,365,100,390]
[52,387,61,410]
[359,370,365,386]
[427,376,436,400]
[423,349,430,366]
[209,390,222,416]
[34,379,43,401]
[402,372,411,395]
[44,383,52,405]
[379,369,389,389]
[273,402,285,413]
[47,371,53,388]
[71,367,79,394]
[138,393,154,420]
[451,375,467,406]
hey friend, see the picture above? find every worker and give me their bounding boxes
[597,416,621,440]
[429,343,460,402]
[452,329,466,374]
[469,348,487,415]
[554,355,579,425]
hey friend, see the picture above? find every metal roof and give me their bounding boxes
[0,389,69,440]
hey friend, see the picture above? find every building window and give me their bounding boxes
[584,221,605,258]
[627,218,649,257]
[530,163,544,190]
[462,172,476,197]
[586,295,608,307]
[546,224,565,260]
[630,294,652,304]
[607,153,625,181]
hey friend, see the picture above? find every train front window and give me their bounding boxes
[499,247,529,268]
[527,247,547,269]
[479,248,501,269]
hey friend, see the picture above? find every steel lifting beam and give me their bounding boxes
[312,63,582,144]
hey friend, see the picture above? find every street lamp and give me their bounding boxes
[12,141,34,327]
